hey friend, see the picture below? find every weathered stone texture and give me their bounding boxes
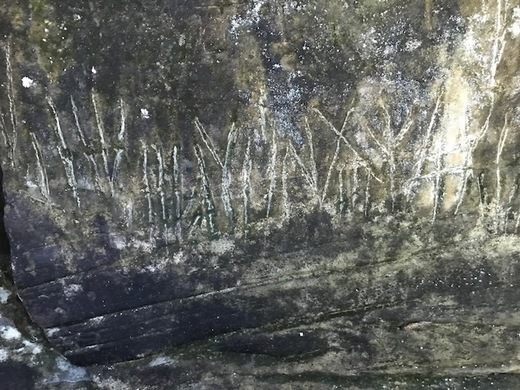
[1,0,520,387]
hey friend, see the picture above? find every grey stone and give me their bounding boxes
[1,0,520,387]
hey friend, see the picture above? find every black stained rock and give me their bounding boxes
[1,0,520,387]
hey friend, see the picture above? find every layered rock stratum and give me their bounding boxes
[1,0,520,388]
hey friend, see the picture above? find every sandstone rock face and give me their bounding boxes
[1,0,520,386]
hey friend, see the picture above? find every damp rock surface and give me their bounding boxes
[1,0,520,388]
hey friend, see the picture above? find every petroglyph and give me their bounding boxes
[1,0,520,375]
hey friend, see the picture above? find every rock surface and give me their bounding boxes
[1,0,520,387]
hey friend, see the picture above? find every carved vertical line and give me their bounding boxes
[142,142,154,241]
[315,108,379,182]
[304,117,319,203]
[489,0,508,87]
[453,148,473,216]
[118,98,127,142]
[126,198,134,230]
[47,97,68,149]
[0,108,13,164]
[71,97,103,191]
[194,144,217,235]
[503,183,517,234]
[259,103,268,141]
[338,165,346,215]
[111,150,124,192]
[289,143,316,199]
[281,145,290,222]
[222,123,236,221]
[322,123,346,204]
[91,92,113,195]
[494,114,510,232]
[364,169,371,218]
[153,145,168,246]
[109,99,128,193]
[388,150,396,212]
[83,153,103,192]
[407,89,443,202]
[351,160,360,212]
[173,146,183,241]
[495,114,510,205]
[194,118,223,168]
[70,97,88,147]
[47,97,80,208]
[30,132,50,201]
[153,146,167,221]
[266,125,278,218]
[241,138,252,227]
[3,41,17,166]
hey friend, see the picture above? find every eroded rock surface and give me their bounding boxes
[1,0,520,388]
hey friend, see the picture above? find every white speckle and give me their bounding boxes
[148,356,174,367]
[110,234,127,250]
[25,178,39,189]
[140,108,150,119]
[0,288,11,304]
[0,349,8,362]
[383,44,397,56]
[230,0,266,36]
[73,14,82,21]
[173,251,186,265]
[93,377,132,390]
[88,316,105,325]
[63,284,83,296]
[179,34,186,46]
[132,239,153,253]
[21,77,35,88]
[404,39,422,52]
[51,357,89,383]
[209,238,235,255]
[91,66,97,74]
[461,29,478,56]
[1,326,22,340]
[511,7,520,37]
[230,18,241,34]
[299,332,304,337]
[45,328,59,337]
[23,340,42,355]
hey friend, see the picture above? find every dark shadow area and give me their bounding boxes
[0,164,52,340]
